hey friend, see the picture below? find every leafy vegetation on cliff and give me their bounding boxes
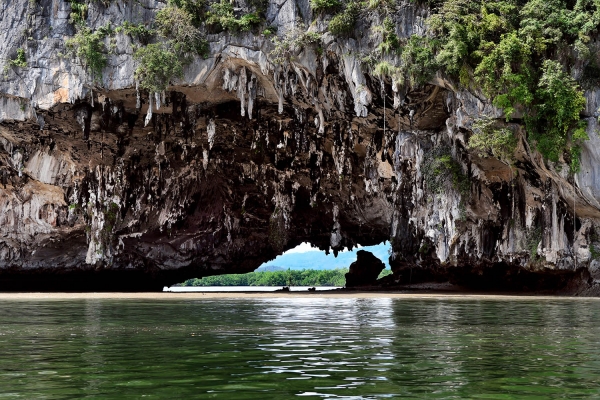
[468,117,517,164]
[270,24,322,64]
[6,48,27,71]
[134,3,209,92]
[328,1,361,35]
[339,0,593,172]
[423,147,470,197]
[62,0,594,172]
[66,25,111,80]
[64,0,261,91]
[403,0,595,172]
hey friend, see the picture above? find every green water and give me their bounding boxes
[1,298,600,399]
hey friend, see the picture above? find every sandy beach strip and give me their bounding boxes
[0,291,597,301]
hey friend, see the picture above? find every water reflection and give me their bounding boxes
[83,300,103,394]
[388,299,600,398]
[1,299,600,398]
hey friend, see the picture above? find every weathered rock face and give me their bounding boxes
[345,250,385,287]
[1,0,600,292]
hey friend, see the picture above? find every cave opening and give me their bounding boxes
[167,242,392,291]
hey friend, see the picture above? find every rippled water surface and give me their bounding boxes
[1,297,600,399]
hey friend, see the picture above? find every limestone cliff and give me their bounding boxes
[1,0,600,292]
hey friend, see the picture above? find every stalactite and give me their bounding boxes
[207,119,216,150]
[144,95,153,127]
[136,81,141,110]
[238,67,247,117]
[155,92,161,111]
[248,74,257,119]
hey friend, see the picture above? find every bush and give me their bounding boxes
[310,0,341,13]
[328,1,361,36]
[569,121,589,173]
[270,24,321,64]
[132,1,210,92]
[373,60,400,79]
[474,32,534,118]
[182,269,350,286]
[422,148,470,197]
[468,118,517,164]
[374,17,400,54]
[207,0,262,32]
[156,4,208,55]
[167,0,207,26]
[66,26,110,79]
[8,48,27,68]
[421,0,594,172]
[134,43,183,93]
[399,35,438,86]
[115,21,154,45]
[525,227,542,258]
[239,13,263,30]
[528,60,587,170]
[67,0,88,26]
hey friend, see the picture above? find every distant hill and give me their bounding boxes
[258,243,391,271]
[255,265,286,272]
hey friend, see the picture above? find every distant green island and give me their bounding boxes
[182,268,392,287]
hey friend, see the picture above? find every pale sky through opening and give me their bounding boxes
[283,242,364,254]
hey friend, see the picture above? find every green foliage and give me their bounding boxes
[377,269,393,279]
[535,60,586,138]
[373,60,399,79]
[374,17,400,54]
[591,244,600,261]
[8,48,27,68]
[66,25,110,79]
[237,13,263,31]
[591,228,600,260]
[310,0,342,13]
[328,1,362,36]
[156,4,208,54]
[421,0,594,172]
[134,2,208,92]
[207,0,262,32]
[98,201,120,256]
[525,227,542,259]
[182,269,350,287]
[134,43,183,93]
[468,118,517,163]
[367,0,394,10]
[115,21,154,44]
[422,148,470,197]
[270,25,322,64]
[528,60,587,171]
[263,27,276,36]
[474,32,534,118]
[438,155,470,196]
[399,35,438,86]
[428,0,518,75]
[103,202,119,232]
[67,0,88,26]
[569,121,590,173]
[167,0,207,26]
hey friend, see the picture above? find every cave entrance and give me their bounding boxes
[257,242,391,272]
[167,242,392,291]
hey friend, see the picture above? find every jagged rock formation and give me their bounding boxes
[345,250,385,287]
[1,0,600,292]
